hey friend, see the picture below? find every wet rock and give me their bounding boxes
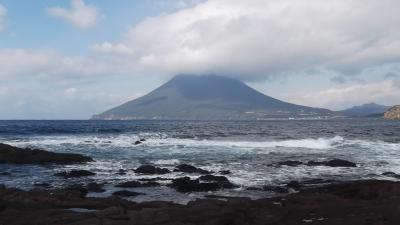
[219,170,231,175]
[262,185,288,193]
[115,181,160,188]
[0,143,93,164]
[2,180,400,224]
[286,181,301,190]
[0,172,11,176]
[169,177,220,192]
[307,159,356,167]
[169,176,234,192]
[134,165,170,175]
[138,177,173,182]
[116,169,126,175]
[112,190,142,197]
[86,182,105,193]
[174,164,212,174]
[277,160,303,167]
[33,182,51,188]
[65,183,88,197]
[54,170,96,178]
[134,140,142,145]
[382,172,400,179]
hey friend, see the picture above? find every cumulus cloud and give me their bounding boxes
[46,0,99,29]
[92,42,134,55]
[0,4,7,32]
[93,0,400,81]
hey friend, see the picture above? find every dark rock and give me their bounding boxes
[174,164,212,174]
[277,160,303,166]
[33,182,51,188]
[134,165,170,175]
[0,172,11,176]
[112,190,142,197]
[246,186,263,191]
[169,176,234,192]
[169,177,220,192]
[286,181,301,190]
[115,181,141,188]
[307,159,356,167]
[2,180,400,224]
[86,182,105,193]
[199,175,229,182]
[382,172,400,179]
[115,181,160,188]
[134,141,142,145]
[219,170,231,175]
[138,177,173,182]
[116,169,126,175]
[0,143,93,164]
[65,184,88,197]
[139,139,146,142]
[54,170,96,178]
[262,185,288,193]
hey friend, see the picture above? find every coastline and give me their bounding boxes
[1,179,400,224]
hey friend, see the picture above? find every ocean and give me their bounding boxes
[0,119,399,203]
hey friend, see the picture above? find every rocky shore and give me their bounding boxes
[2,143,400,224]
[1,180,400,225]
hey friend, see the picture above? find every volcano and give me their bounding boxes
[92,75,333,120]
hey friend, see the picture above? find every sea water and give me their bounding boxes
[0,119,399,203]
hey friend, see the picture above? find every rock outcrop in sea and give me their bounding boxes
[383,105,400,120]
[0,143,93,164]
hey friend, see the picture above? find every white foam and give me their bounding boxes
[145,136,344,150]
[153,159,180,165]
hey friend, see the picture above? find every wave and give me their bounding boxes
[4,134,348,150]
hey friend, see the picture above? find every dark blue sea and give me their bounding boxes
[0,119,399,203]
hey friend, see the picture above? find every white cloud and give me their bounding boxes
[92,42,134,55]
[98,0,400,81]
[0,4,7,32]
[46,0,99,29]
[292,80,400,110]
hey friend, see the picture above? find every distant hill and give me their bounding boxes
[92,75,334,120]
[339,103,391,117]
[383,105,400,120]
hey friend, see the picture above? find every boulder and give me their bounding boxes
[86,182,105,193]
[112,190,142,197]
[115,181,160,188]
[54,170,96,178]
[219,170,231,175]
[199,175,229,182]
[0,143,93,165]
[169,177,220,192]
[277,160,303,167]
[307,159,356,167]
[116,169,126,175]
[134,165,170,175]
[169,176,235,192]
[382,172,400,179]
[174,164,212,174]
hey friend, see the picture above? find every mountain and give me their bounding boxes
[383,105,400,120]
[339,103,392,117]
[92,75,334,120]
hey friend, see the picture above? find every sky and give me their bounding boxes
[0,0,399,119]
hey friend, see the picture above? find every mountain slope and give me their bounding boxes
[339,103,391,117]
[383,105,400,120]
[92,75,333,120]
